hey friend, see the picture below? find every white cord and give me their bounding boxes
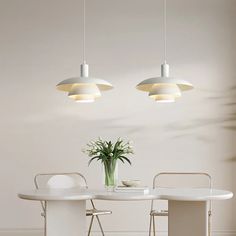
[164,0,167,63]
[83,0,86,64]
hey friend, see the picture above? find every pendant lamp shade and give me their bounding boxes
[57,63,113,103]
[136,63,193,102]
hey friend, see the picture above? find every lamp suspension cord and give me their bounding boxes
[83,0,86,64]
[164,0,167,63]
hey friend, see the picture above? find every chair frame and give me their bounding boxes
[34,172,106,236]
[149,172,212,236]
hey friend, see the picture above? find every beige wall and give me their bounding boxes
[0,0,235,234]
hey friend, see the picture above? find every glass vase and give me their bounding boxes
[103,161,118,191]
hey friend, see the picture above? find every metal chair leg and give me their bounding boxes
[87,216,94,236]
[44,202,47,236]
[153,216,156,236]
[149,215,153,236]
[96,215,105,236]
[44,217,46,236]
[208,211,211,236]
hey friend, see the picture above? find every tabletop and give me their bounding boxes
[18,187,233,201]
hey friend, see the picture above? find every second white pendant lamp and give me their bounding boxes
[136,0,193,102]
[56,0,113,102]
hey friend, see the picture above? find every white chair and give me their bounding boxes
[34,172,112,236]
[149,172,212,236]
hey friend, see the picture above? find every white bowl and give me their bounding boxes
[122,180,141,187]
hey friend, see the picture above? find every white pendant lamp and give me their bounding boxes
[56,0,113,102]
[136,0,193,103]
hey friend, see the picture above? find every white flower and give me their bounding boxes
[109,153,113,157]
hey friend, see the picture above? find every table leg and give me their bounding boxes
[168,200,208,236]
[46,200,86,236]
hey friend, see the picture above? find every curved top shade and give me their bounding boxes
[57,77,113,92]
[136,77,193,92]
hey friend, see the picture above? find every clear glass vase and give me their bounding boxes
[103,161,118,191]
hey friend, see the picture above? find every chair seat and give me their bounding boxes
[41,209,112,217]
[86,209,112,216]
[150,209,168,216]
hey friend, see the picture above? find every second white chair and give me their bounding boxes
[149,172,212,236]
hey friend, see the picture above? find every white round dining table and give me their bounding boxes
[18,187,233,236]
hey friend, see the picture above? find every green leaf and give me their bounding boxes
[117,157,125,163]
[119,156,132,165]
[88,156,101,166]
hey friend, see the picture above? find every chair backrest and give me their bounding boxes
[34,172,88,190]
[46,175,78,189]
[34,172,88,213]
[153,172,212,189]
